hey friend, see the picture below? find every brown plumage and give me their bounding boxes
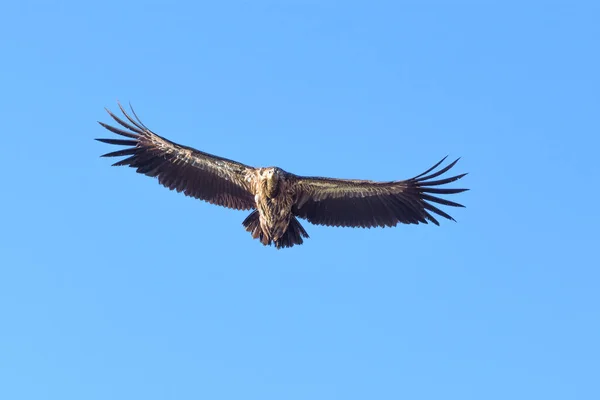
[96,102,469,249]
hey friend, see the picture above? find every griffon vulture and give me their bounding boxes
[96,103,468,249]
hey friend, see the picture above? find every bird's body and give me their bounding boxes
[97,103,468,249]
[249,167,296,245]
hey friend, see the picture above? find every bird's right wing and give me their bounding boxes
[96,102,256,210]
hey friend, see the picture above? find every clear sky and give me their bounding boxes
[1,1,598,399]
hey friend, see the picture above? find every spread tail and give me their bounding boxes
[242,211,309,249]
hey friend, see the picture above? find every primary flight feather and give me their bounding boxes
[97,102,468,249]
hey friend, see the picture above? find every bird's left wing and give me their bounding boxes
[290,157,468,228]
[96,103,256,210]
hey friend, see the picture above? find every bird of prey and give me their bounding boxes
[96,102,468,249]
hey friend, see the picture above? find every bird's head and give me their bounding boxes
[262,167,282,180]
[261,167,283,197]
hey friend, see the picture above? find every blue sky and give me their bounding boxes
[1,1,598,399]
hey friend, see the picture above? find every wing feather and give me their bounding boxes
[96,102,256,210]
[291,158,468,228]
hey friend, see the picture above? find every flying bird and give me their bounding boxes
[97,103,468,249]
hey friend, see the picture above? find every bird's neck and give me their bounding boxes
[264,176,279,198]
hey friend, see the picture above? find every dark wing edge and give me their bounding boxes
[96,102,256,210]
[290,156,469,228]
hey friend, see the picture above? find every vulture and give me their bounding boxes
[97,102,468,249]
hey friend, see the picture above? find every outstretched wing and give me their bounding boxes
[96,102,256,210]
[290,157,468,228]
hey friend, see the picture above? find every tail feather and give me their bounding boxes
[276,215,309,249]
[242,210,266,244]
[242,211,309,249]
